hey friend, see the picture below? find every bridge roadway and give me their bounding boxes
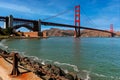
[0,16,115,34]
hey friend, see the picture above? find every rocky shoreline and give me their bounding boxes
[0,49,82,80]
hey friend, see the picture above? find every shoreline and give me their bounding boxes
[0,36,42,39]
[0,54,42,80]
[0,49,82,80]
[0,36,50,39]
[0,35,118,40]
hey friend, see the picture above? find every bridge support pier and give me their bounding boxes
[5,17,9,28]
[38,19,41,32]
[4,15,13,28]
[74,28,80,37]
[33,21,39,32]
[111,33,114,37]
[38,19,42,36]
[110,24,114,37]
[8,15,13,28]
[33,19,42,36]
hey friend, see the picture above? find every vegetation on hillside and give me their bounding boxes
[0,27,19,36]
[43,28,120,37]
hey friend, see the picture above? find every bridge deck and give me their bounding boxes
[0,16,115,34]
[41,21,115,34]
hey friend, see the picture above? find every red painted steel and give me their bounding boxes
[110,24,113,33]
[74,5,80,37]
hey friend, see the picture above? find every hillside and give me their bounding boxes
[42,28,120,37]
[43,28,74,37]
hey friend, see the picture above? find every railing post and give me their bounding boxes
[10,53,20,76]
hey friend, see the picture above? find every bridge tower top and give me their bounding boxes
[75,5,80,26]
[110,24,113,33]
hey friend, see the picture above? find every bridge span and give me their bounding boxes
[0,15,115,37]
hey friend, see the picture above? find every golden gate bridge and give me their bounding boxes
[0,5,115,37]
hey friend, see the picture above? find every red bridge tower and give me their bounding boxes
[74,5,80,37]
[110,24,113,33]
[110,24,114,37]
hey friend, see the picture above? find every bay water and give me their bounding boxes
[0,37,120,80]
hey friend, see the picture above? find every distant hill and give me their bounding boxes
[42,28,74,37]
[115,31,120,36]
[42,28,120,37]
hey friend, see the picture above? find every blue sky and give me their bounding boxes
[0,0,120,31]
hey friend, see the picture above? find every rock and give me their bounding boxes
[44,65,66,76]
[51,66,65,76]
[0,49,4,53]
[35,70,46,76]
[69,72,79,80]
[48,78,56,80]
[0,49,82,80]
[75,75,78,80]
[65,73,74,80]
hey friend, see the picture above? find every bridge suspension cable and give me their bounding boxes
[42,8,73,21]
[81,7,99,28]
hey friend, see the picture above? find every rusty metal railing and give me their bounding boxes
[0,50,21,76]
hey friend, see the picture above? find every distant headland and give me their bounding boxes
[0,27,120,39]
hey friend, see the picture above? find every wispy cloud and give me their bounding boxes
[87,0,120,30]
[0,2,33,13]
[0,1,74,21]
[0,2,62,18]
[1,0,119,30]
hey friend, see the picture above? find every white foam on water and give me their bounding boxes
[54,61,79,72]
[64,69,69,73]
[41,61,45,65]
[93,73,106,77]
[82,70,91,80]
[27,56,53,65]
[44,59,53,62]
[29,56,39,61]
[84,74,91,80]
[40,59,54,65]
[0,40,8,50]
[94,73,120,79]
[84,70,120,80]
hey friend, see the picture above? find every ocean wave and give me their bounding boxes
[85,74,90,80]
[54,61,79,72]
[79,70,91,80]
[19,55,80,73]
[92,72,120,79]
[83,69,120,80]
[0,42,90,80]
[0,40,8,50]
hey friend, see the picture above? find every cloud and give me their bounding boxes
[0,2,60,18]
[0,1,74,22]
[88,0,120,30]
[0,2,33,13]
